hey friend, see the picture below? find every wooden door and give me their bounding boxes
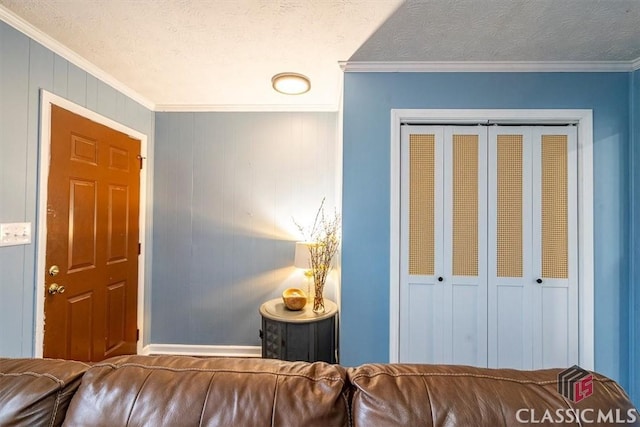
[43,105,140,362]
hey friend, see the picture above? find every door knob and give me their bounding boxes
[48,283,66,295]
[536,278,543,284]
[437,276,444,282]
[48,265,60,276]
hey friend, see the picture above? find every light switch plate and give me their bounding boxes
[0,222,32,246]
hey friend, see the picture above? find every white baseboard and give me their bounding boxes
[141,344,261,358]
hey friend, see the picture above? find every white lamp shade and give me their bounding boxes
[294,241,313,269]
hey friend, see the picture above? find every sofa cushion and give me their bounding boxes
[0,358,90,427]
[64,355,348,427]
[348,364,638,427]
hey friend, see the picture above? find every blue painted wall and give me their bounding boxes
[341,72,631,391]
[0,21,155,356]
[631,69,640,404]
[152,112,338,346]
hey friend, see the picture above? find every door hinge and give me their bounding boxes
[136,329,140,341]
[138,243,141,255]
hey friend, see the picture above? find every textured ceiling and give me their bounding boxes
[0,0,402,109]
[1,0,639,110]
[350,0,640,62]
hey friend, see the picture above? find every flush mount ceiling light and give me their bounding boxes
[271,73,311,95]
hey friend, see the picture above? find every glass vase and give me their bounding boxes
[313,280,325,313]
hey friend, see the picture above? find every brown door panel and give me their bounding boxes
[44,105,140,362]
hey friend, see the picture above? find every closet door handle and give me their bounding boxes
[536,278,543,284]
[437,276,444,282]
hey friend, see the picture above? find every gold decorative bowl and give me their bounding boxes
[282,288,307,311]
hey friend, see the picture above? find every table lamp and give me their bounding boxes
[294,241,314,303]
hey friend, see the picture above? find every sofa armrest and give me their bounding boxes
[0,358,90,427]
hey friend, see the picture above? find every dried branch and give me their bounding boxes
[294,198,341,311]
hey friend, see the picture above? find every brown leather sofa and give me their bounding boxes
[1,355,637,426]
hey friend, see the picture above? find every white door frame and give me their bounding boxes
[35,90,149,357]
[389,109,594,369]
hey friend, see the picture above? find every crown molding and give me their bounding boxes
[339,60,635,73]
[632,57,640,71]
[0,5,156,110]
[155,103,339,112]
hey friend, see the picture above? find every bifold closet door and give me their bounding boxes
[487,126,578,369]
[400,126,487,365]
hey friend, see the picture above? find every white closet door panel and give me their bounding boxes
[488,127,533,369]
[541,287,570,367]
[400,126,445,363]
[532,126,578,368]
[404,282,444,363]
[451,283,481,365]
[443,126,488,366]
[496,285,528,368]
[399,124,579,369]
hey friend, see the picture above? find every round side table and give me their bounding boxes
[259,298,338,363]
